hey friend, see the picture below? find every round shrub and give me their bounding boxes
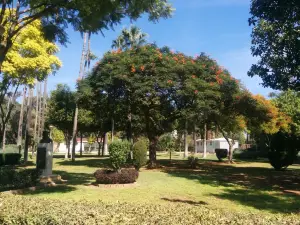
[132,139,148,170]
[109,140,131,171]
[94,168,139,184]
[268,132,300,170]
[215,149,228,161]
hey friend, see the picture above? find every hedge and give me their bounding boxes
[0,194,299,225]
[94,168,138,184]
[0,168,39,191]
[0,153,21,166]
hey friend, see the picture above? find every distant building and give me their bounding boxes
[196,138,239,154]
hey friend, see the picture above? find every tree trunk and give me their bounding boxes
[80,132,83,156]
[98,141,101,157]
[148,136,158,168]
[111,118,114,142]
[203,123,207,158]
[55,142,60,153]
[228,143,234,162]
[193,124,197,153]
[33,82,39,143]
[71,105,78,162]
[66,139,70,159]
[102,133,105,156]
[37,82,42,139]
[24,88,33,163]
[40,77,48,134]
[184,120,188,158]
[103,132,108,155]
[2,96,12,151]
[17,87,27,147]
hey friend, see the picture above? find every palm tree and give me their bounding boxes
[112,25,147,50]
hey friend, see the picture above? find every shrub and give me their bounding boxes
[187,156,199,169]
[0,153,21,166]
[109,141,131,171]
[132,139,148,170]
[233,149,259,160]
[267,132,300,170]
[94,168,139,184]
[0,168,40,191]
[215,149,228,161]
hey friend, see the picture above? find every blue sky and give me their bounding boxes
[49,0,273,96]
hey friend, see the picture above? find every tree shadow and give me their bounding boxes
[163,162,300,213]
[22,185,77,195]
[161,197,208,206]
[211,189,300,214]
[56,158,110,168]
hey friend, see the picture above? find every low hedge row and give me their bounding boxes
[0,168,39,191]
[94,168,138,184]
[0,194,299,225]
[0,153,21,166]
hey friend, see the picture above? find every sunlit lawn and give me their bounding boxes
[21,152,300,218]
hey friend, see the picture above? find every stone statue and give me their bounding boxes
[40,131,53,144]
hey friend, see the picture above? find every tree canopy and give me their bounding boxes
[248,0,300,91]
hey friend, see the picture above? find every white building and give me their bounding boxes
[196,138,239,153]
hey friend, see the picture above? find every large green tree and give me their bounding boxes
[0,0,173,73]
[248,0,300,91]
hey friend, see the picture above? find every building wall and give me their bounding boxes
[196,139,239,153]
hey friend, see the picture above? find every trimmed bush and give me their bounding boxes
[94,168,139,184]
[268,132,300,170]
[215,149,228,161]
[187,156,199,169]
[109,141,131,171]
[132,139,148,170]
[0,168,40,191]
[0,153,21,166]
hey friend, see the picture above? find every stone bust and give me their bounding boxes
[40,131,53,143]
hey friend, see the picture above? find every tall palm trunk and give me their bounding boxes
[33,82,39,142]
[40,77,48,135]
[24,88,33,163]
[2,95,12,151]
[71,32,88,162]
[193,124,197,153]
[17,87,27,147]
[184,120,188,158]
[37,82,42,140]
[203,123,207,158]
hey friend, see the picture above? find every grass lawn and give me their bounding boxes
[1,152,300,224]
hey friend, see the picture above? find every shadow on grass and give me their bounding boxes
[161,197,208,206]
[23,185,77,195]
[56,158,110,168]
[163,162,300,213]
[53,154,106,159]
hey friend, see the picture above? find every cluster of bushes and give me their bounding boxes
[0,168,39,191]
[233,148,267,160]
[0,194,298,225]
[215,149,228,161]
[94,139,148,184]
[187,156,199,169]
[0,153,21,166]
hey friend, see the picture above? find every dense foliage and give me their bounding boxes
[0,153,21,166]
[215,149,228,161]
[132,139,148,170]
[187,156,199,169]
[0,168,39,191]
[108,141,131,171]
[249,0,300,91]
[94,168,138,184]
[0,194,299,225]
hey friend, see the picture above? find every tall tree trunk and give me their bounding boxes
[17,87,27,147]
[2,95,12,151]
[37,82,42,139]
[102,133,105,156]
[103,132,108,155]
[193,124,197,154]
[80,132,83,156]
[71,105,78,162]
[40,77,48,134]
[33,82,39,143]
[148,135,158,168]
[24,88,33,163]
[184,120,188,158]
[111,118,114,142]
[203,123,207,158]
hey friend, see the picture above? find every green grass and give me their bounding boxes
[2,152,300,224]
[22,152,300,214]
